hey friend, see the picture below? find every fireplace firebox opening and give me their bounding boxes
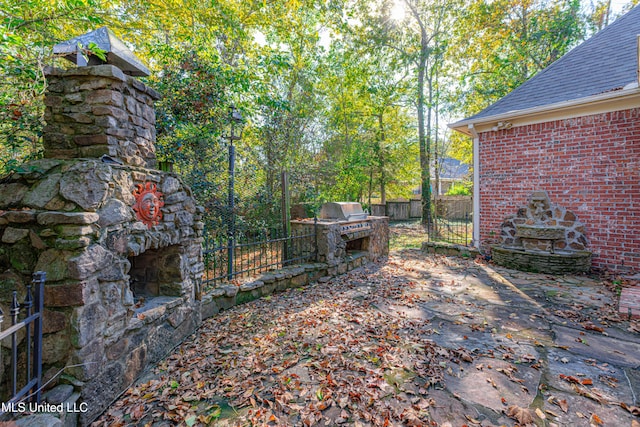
[128,245,183,302]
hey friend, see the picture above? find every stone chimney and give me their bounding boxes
[0,29,204,424]
[43,65,159,168]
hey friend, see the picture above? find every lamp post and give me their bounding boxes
[227,105,243,280]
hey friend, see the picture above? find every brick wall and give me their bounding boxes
[479,108,640,271]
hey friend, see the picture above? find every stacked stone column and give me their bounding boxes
[43,65,159,167]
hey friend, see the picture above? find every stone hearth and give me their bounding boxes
[0,61,204,422]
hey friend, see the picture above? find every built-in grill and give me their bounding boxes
[319,202,371,239]
[320,202,368,221]
[290,201,388,267]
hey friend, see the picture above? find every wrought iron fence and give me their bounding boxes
[202,223,317,288]
[0,272,45,409]
[428,196,473,245]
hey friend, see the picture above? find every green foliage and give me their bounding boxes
[78,41,107,62]
[450,0,587,118]
[0,0,623,230]
[0,0,112,175]
[445,182,472,196]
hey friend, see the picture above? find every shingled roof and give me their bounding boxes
[453,5,640,125]
[438,158,469,180]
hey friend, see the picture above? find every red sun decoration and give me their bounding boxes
[132,182,164,229]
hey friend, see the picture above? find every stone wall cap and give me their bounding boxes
[220,284,238,298]
[239,281,264,292]
[44,64,161,100]
[44,64,125,81]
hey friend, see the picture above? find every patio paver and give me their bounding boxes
[90,250,640,427]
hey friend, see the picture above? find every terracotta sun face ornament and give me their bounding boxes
[132,182,164,229]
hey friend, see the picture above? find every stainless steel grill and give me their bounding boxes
[319,202,371,238]
[319,202,369,222]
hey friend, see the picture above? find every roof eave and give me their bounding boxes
[449,84,640,136]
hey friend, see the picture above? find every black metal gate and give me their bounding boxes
[428,196,473,245]
[0,271,45,409]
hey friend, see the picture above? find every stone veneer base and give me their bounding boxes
[492,245,592,274]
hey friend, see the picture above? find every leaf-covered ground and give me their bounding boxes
[93,251,640,427]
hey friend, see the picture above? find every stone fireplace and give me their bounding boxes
[0,29,204,423]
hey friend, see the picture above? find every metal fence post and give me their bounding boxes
[227,142,235,280]
[10,291,19,396]
[465,212,469,246]
[33,271,45,402]
[24,285,32,387]
[281,171,290,265]
[314,216,318,262]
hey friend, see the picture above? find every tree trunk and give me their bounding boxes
[406,0,433,229]
[417,41,432,228]
[377,113,387,205]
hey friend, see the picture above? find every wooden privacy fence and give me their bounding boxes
[434,196,472,220]
[371,204,386,217]
[372,200,424,220]
[0,271,45,409]
[386,201,410,220]
[410,200,421,218]
[371,196,473,221]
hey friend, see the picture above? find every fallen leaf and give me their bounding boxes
[583,323,605,333]
[559,374,581,384]
[558,399,569,413]
[130,404,145,420]
[590,413,603,426]
[457,349,473,362]
[621,402,640,416]
[185,415,197,427]
[572,384,606,404]
[464,414,482,425]
[581,378,593,385]
[535,407,546,420]
[545,409,560,417]
[507,405,534,425]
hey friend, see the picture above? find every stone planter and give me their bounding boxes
[492,246,592,274]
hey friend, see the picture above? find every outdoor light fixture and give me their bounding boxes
[228,105,244,141]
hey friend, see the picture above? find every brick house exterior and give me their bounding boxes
[450,6,640,272]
